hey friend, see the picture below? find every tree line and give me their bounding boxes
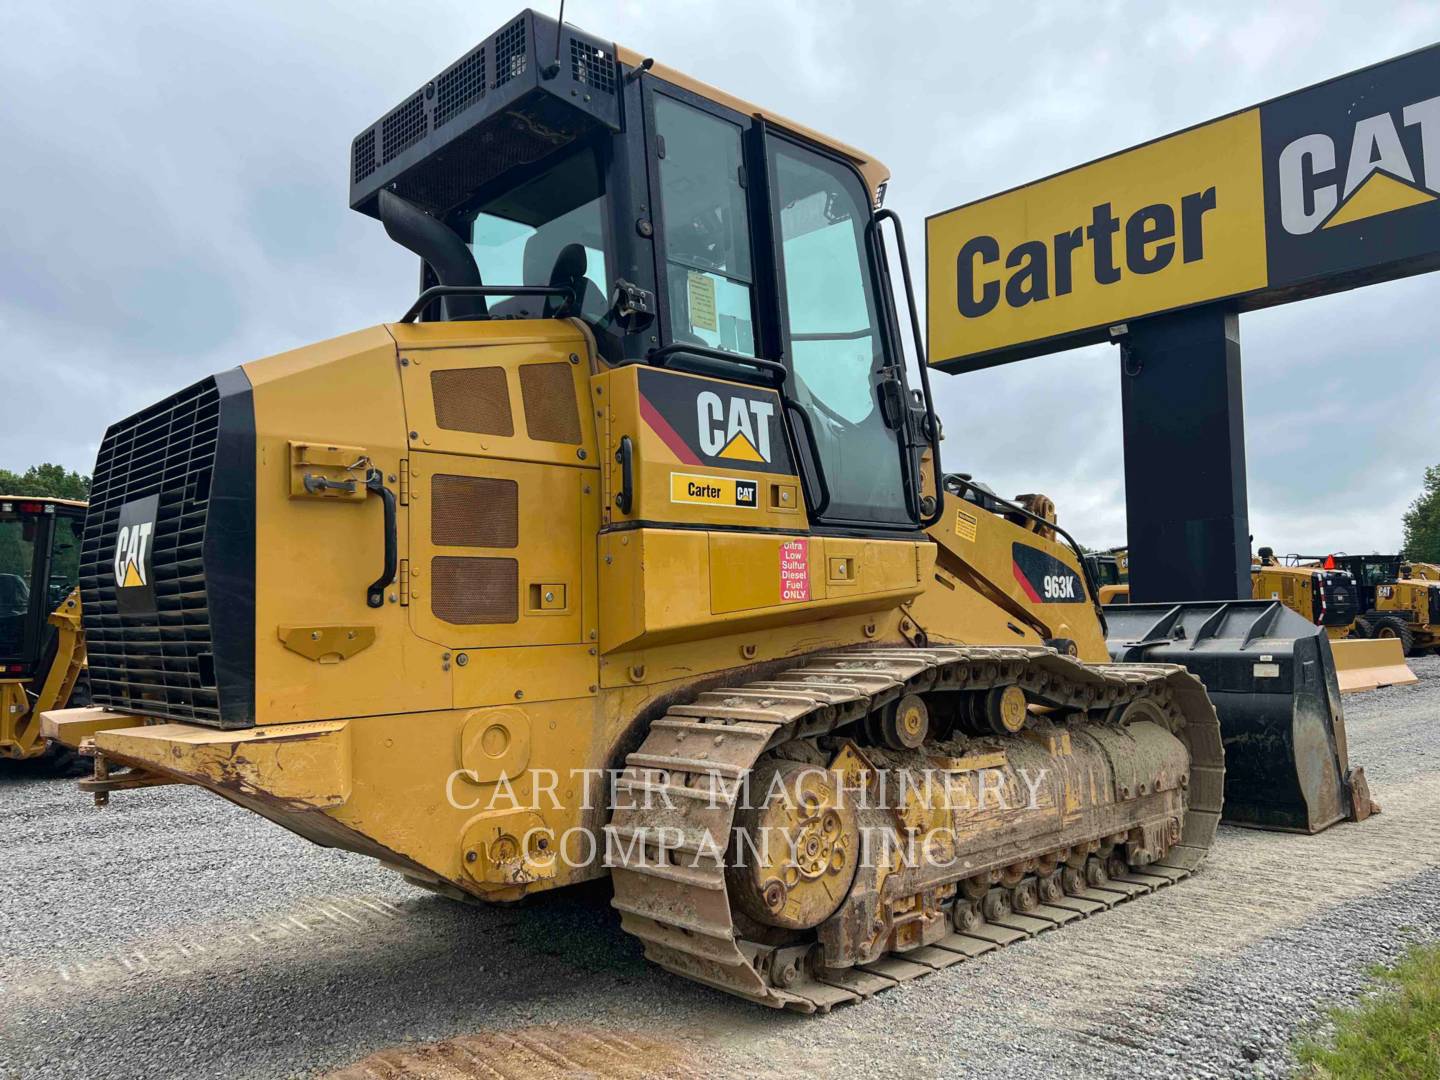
[3,459,1438,562]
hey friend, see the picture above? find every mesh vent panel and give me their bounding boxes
[519,363,582,444]
[570,39,616,94]
[494,18,527,86]
[432,476,518,548]
[431,368,514,436]
[381,92,427,162]
[432,557,518,624]
[352,129,377,184]
[435,46,487,128]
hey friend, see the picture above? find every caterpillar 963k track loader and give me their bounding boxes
[0,496,87,773]
[45,10,1366,1009]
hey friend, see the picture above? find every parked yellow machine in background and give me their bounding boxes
[0,496,88,772]
[44,9,1369,1011]
[1249,548,1415,692]
[1251,547,1358,640]
[1333,554,1440,657]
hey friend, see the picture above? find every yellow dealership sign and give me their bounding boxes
[926,44,1440,369]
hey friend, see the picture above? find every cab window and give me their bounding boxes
[462,147,610,321]
[654,95,756,354]
[0,511,35,660]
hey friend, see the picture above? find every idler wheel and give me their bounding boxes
[726,759,860,930]
[879,693,930,750]
[985,685,1028,735]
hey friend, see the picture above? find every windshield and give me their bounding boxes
[462,148,610,321]
[0,512,36,660]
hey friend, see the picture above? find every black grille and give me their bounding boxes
[569,39,616,94]
[81,370,255,728]
[352,128,377,184]
[435,45,486,128]
[494,18,527,86]
[382,91,427,163]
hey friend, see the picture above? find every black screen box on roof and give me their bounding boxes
[348,10,622,220]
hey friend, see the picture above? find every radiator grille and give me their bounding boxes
[519,362,582,444]
[382,91,428,163]
[81,378,222,724]
[432,367,514,436]
[432,476,518,548]
[435,45,487,128]
[432,556,518,624]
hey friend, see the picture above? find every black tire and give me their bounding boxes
[1371,615,1416,657]
[1350,616,1373,639]
[31,740,90,778]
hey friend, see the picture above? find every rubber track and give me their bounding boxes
[605,645,1224,1012]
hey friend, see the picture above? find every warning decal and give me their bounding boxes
[687,272,718,332]
[780,539,810,603]
[954,507,978,542]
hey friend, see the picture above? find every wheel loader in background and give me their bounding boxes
[1329,554,1440,657]
[43,9,1368,1010]
[1248,547,1415,692]
[0,496,88,773]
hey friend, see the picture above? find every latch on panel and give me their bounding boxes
[290,442,369,500]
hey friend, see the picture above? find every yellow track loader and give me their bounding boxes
[44,11,1367,1010]
[0,496,88,773]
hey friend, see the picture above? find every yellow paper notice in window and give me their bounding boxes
[687,272,718,332]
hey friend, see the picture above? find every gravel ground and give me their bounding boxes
[1,656,1437,1080]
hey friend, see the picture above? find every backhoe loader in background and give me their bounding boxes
[44,9,1367,1010]
[0,496,88,773]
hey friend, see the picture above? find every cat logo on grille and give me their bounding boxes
[113,494,160,614]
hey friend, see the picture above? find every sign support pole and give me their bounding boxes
[1119,303,1251,602]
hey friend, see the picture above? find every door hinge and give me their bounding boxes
[399,558,410,607]
[399,458,410,506]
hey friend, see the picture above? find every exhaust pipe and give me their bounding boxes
[379,189,486,321]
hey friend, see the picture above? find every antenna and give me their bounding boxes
[542,0,566,79]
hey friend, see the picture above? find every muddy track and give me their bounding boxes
[606,645,1223,1010]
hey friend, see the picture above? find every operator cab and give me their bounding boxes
[0,498,84,684]
[349,9,938,534]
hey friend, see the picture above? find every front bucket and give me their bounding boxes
[1105,600,1373,834]
[1330,638,1418,694]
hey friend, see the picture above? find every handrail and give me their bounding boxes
[867,209,944,528]
[398,284,577,324]
[646,343,788,387]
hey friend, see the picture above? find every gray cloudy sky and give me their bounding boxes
[2,1,1437,554]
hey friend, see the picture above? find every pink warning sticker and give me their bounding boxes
[780,539,810,603]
